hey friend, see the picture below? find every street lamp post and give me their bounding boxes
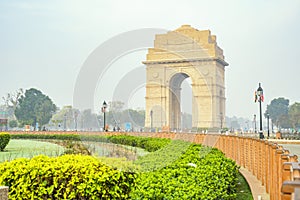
[267,113,270,138]
[254,114,257,133]
[102,101,107,132]
[256,83,264,139]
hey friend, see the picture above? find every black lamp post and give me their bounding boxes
[267,113,270,138]
[102,101,107,131]
[150,110,153,132]
[254,114,257,133]
[256,83,264,139]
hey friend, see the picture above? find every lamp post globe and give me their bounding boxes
[102,101,107,109]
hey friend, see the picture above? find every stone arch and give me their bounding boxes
[168,72,190,131]
[144,25,228,131]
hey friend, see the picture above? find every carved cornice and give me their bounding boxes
[143,57,229,66]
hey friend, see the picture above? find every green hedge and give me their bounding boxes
[10,133,82,141]
[10,134,170,152]
[0,155,137,199]
[131,143,239,199]
[0,132,10,151]
[107,135,170,152]
[134,140,191,172]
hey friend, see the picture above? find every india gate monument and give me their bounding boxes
[144,25,228,131]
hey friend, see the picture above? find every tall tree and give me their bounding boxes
[103,102,145,129]
[51,106,73,129]
[0,105,14,119]
[80,109,99,130]
[124,109,145,127]
[9,120,18,128]
[51,106,100,130]
[265,97,289,128]
[2,88,24,110]
[106,101,124,128]
[15,88,56,128]
[108,101,124,113]
[289,102,300,130]
[2,88,24,119]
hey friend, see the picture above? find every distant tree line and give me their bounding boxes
[265,97,300,131]
[105,101,145,130]
[4,88,297,132]
[1,88,147,131]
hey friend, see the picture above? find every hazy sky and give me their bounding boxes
[0,0,300,119]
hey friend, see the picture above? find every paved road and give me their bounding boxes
[280,144,300,158]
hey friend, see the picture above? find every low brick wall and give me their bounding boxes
[0,186,8,200]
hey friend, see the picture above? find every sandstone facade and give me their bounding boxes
[144,25,228,130]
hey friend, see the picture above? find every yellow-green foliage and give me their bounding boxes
[98,157,140,172]
[131,144,239,199]
[0,155,137,199]
[0,132,10,151]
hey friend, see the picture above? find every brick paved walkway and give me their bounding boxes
[239,167,270,200]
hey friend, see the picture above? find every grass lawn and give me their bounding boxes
[236,172,253,200]
[0,139,65,162]
[82,141,149,158]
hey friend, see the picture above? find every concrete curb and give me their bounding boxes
[239,167,270,200]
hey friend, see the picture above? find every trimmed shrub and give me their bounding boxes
[10,133,82,141]
[134,140,191,172]
[108,135,170,152]
[98,157,140,172]
[131,144,239,199]
[10,134,170,152]
[0,132,10,151]
[0,155,137,199]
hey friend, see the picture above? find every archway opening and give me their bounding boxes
[169,73,193,131]
[181,77,192,131]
